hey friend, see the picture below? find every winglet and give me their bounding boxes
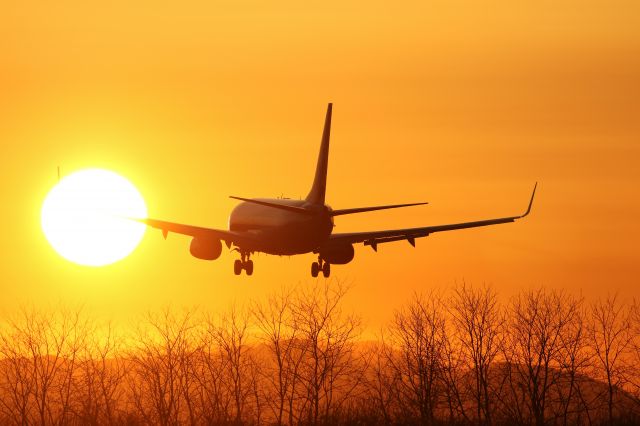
[519,182,537,218]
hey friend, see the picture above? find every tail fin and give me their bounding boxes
[305,103,332,205]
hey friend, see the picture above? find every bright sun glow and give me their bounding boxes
[41,169,147,266]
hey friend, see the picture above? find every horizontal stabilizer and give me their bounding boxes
[331,201,428,217]
[229,196,314,215]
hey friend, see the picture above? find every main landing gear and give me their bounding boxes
[311,256,330,278]
[234,251,253,276]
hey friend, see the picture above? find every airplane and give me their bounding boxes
[136,103,536,277]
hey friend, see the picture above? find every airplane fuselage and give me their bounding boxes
[229,199,334,255]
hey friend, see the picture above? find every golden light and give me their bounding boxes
[41,169,147,266]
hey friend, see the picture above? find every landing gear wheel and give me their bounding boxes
[311,262,320,277]
[245,260,254,276]
[234,259,242,275]
[322,262,331,278]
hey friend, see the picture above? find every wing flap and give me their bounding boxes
[363,232,428,251]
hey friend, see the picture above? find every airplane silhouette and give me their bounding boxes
[137,103,536,277]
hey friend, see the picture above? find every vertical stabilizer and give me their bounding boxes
[305,103,332,205]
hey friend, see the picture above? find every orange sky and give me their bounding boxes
[1,0,639,331]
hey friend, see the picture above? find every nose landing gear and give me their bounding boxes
[233,251,254,276]
[311,256,330,278]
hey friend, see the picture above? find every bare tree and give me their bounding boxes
[364,338,401,425]
[627,300,640,418]
[252,286,306,425]
[385,291,447,425]
[589,294,633,424]
[551,300,593,426]
[75,322,130,426]
[207,304,260,424]
[0,306,90,426]
[500,289,581,426]
[440,325,471,424]
[449,283,502,426]
[128,308,197,426]
[291,280,363,425]
[0,319,34,425]
[192,325,230,424]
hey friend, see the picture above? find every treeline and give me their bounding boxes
[1,283,640,425]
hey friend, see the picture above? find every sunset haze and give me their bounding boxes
[1,0,639,331]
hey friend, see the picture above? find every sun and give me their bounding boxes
[41,169,147,266]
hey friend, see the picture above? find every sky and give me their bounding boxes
[1,0,639,331]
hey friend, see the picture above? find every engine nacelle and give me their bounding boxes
[189,238,222,261]
[320,244,355,265]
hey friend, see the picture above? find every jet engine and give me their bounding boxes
[189,238,222,260]
[320,244,355,264]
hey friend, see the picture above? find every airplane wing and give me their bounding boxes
[134,218,254,248]
[329,183,537,251]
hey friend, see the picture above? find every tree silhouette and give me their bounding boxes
[0,285,639,425]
